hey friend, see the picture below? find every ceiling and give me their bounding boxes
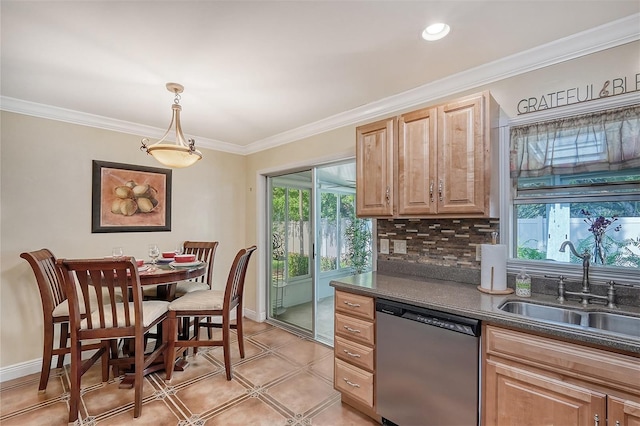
[1,1,639,154]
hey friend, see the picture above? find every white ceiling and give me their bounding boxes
[1,1,639,154]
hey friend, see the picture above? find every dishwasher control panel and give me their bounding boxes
[376,299,481,337]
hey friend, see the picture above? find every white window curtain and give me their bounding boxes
[510,105,640,178]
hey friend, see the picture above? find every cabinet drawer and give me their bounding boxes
[335,313,375,346]
[335,358,374,408]
[335,290,374,320]
[335,335,375,372]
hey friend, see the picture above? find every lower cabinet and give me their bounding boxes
[483,324,640,426]
[333,290,380,422]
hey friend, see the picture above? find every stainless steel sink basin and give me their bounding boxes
[587,312,640,338]
[498,300,640,338]
[499,301,583,325]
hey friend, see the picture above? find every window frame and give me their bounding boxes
[504,92,640,285]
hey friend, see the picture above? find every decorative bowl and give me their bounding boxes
[174,254,196,263]
[136,259,145,267]
[162,252,175,259]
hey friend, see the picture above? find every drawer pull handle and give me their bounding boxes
[343,349,361,358]
[594,414,599,426]
[343,378,361,388]
[344,301,361,307]
[343,326,361,333]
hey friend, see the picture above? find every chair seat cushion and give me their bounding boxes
[169,290,224,311]
[175,280,209,296]
[80,301,169,329]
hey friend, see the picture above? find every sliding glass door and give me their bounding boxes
[267,161,372,344]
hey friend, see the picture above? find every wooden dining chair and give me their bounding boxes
[165,245,257,381]
[56,257,170,423]
[20,249,106,393]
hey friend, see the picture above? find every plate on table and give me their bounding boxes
[169,260,204,268]
[157,258,172,264]
[138,265,150,272]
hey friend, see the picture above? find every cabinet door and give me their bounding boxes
[356,118,395,216]
[398,107,438,215]
[484,360,607,426]
[609,396,640,426]
[437,94,488,214]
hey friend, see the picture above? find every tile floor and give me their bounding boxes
[0,320,379,426]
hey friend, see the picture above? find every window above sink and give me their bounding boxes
[505,100,640,284]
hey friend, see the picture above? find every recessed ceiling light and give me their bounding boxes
[422,23,450,41]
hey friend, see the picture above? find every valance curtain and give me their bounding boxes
[510,105,640,178]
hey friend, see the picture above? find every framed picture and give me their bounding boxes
[92,160,171,233]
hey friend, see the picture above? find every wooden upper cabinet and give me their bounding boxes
[398,107,438,215]
[356,91,498,218]
[437,93,487,215]
[356,117,395,217]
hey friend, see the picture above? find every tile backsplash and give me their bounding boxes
[377,218,500,269]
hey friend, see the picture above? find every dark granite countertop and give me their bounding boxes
[330,271,640,355]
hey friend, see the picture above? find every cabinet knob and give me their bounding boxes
[594,414,599,426]
[438,179,443,202]
[385,186,390,204]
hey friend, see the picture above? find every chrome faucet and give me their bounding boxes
[559,241,591,293]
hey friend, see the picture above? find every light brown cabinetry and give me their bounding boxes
[356,118,395,217]
[483,324,640,426]
[356,91,498,218]
[333,290,379,421]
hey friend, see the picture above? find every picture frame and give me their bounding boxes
[92,160,172,233]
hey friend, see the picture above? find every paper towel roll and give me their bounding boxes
[481,244,507,291]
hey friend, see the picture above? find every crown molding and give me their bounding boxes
[244,13,640,154]
[0,96,245,155]
[2,14,638,156]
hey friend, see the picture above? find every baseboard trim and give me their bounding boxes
[0,358,42,384]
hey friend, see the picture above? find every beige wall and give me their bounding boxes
[0,112,246,368]
[1,41,637,373]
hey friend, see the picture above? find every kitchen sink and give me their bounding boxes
[498,300,640,338]
[499,301,583,325]
[587,312,640,338]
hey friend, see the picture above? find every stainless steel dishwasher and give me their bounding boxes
[376,299,481,426]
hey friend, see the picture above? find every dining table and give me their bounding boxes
[117,260,207,388]
[138,260,207,301]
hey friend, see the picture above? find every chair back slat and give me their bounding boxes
[224,246,257,311]
[182,241,218,287]
[20,249,66,318]
[56,257,143,334]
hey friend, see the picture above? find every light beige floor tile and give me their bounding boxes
[175,373,247,414]
[0,321,368,426]
[275,338,333,366]
[82,377,155,418]
[311,399,380,426]
[232,353,297,386]
[204,396,287,426]
[0,399,69,426]
[249,327,302,349]
[268,371,337,414]
[208,339,265,365]
[95,399,180,425]
[164,352,221,386]
[0,371,66,414]
[309,353,334,380]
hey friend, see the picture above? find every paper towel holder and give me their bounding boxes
[477,285,514,295]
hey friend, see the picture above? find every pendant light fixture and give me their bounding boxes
[141,82,202,168]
